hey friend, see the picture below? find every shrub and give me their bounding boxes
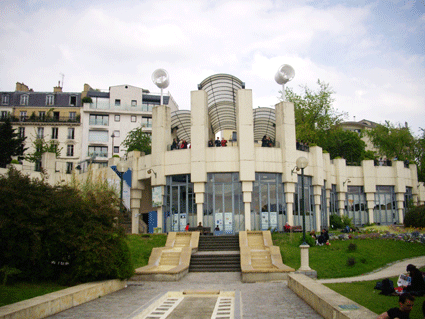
[347,257,356,266]
[0,168,134,284]
[330,214,344,229]
[299,235,316,247]
[347,243,357,252]
[404,205,425,228]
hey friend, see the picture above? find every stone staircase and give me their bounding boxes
[189,235,241,272]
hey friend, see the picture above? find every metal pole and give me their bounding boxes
[301,167,306,244]
[120,172,124,215]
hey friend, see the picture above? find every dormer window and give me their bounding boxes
[69,96,77,106]
[1,94,9,105]
[20,94,29,106]
[46,95,54,106]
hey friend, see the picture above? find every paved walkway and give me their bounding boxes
[318,256,425,283]
[44,256,425,318]
[46,273,323,319]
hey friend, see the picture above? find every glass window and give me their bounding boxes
[293,175,314,231]
[374,186,397,225]
[113,130,120,137]
[69,96,77,106]
[20,95,29,105]
[203,173,243,234]
[69,112,76,120]
[51,127,58,139]
[88,130,108,142]
[66,162,73,174]
[46,95,54,106]
[39,111,46,120]
[89,114,109,126]
[115,115,120,122]
[88,146,108,157]
[345,186,368,226]
[20,111,27,121]
[19,127,25,138]
[113,146,119,153]
[37,127,44,139]
[115,99,121,106]
[141,117,152,127]
[67,144,74,156]
[1,94,9,105]
[131,100,137,107]
[252,173,285,231]
[131,115,137,122]
[1,111,8,119]
[164,175,196,233]
[67,128,75,139]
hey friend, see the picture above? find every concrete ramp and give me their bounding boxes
[240,230,294,282]
[132,232,200,281]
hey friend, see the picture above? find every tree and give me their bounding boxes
[0,118,26,168]
[318,128,366,164]
[283,80,347,144]
[121,127,151,155]
[415,128,425,182]
[0,167,134,284]
[365,121,416,162]
[25,137,62,163]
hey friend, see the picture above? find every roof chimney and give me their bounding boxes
[54,81,62,93]
[15,82,30,92]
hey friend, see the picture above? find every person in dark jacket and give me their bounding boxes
[404,264,425,296]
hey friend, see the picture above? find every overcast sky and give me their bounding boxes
[1,0,424,135]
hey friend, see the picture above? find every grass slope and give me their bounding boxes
[272,232,425,279]
[325,270,425,318]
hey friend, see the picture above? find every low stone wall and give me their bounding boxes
[0,280,126,319]
[288,273,377,319]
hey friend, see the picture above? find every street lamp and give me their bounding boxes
[116,161,128,215]
[296,156,309,244]
[111,133,115,157]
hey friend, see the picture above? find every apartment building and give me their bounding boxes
[0,82,82,173]
[80,83,178,171]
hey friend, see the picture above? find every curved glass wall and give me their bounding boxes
[294,175,315,231]
[164,175,196,232]
[344,186,368,226]
[252,173,286,231]
[204,173,244,234]
[374,186,397,225]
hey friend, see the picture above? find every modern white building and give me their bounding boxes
[80,84,178,171]
[122,74,424,234]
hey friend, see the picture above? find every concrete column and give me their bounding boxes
[314,200,321,231]
[130,188,142,234]
[244,203,251,230]
[396,193,405,223]
[151,105,171,187]
[366,193,375,224]
[194,182,205,225]
[157,205,163,232]
[299,244,311,271]
[285,182,295,226]
[236,90,255,229]
[275,101,297,183]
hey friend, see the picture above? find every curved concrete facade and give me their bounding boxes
[128,78,424,234]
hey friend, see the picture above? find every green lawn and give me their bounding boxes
[127,233,167,268]
[324,270,425,318]
[272,232,425,279]
[0,282,67,307]
[0,233,167,307]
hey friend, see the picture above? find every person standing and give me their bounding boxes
[376,293,415,319]
[185,223,190,232]
[215,137,221,147]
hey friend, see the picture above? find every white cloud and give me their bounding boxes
[0,0,424,134]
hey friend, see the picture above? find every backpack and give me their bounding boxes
[378,278,395,296]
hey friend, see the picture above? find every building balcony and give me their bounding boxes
[4,115,80,124]
[86,102,155,112]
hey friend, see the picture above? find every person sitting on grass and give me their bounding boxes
[403,264,425,296]
[376,293,415,319]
